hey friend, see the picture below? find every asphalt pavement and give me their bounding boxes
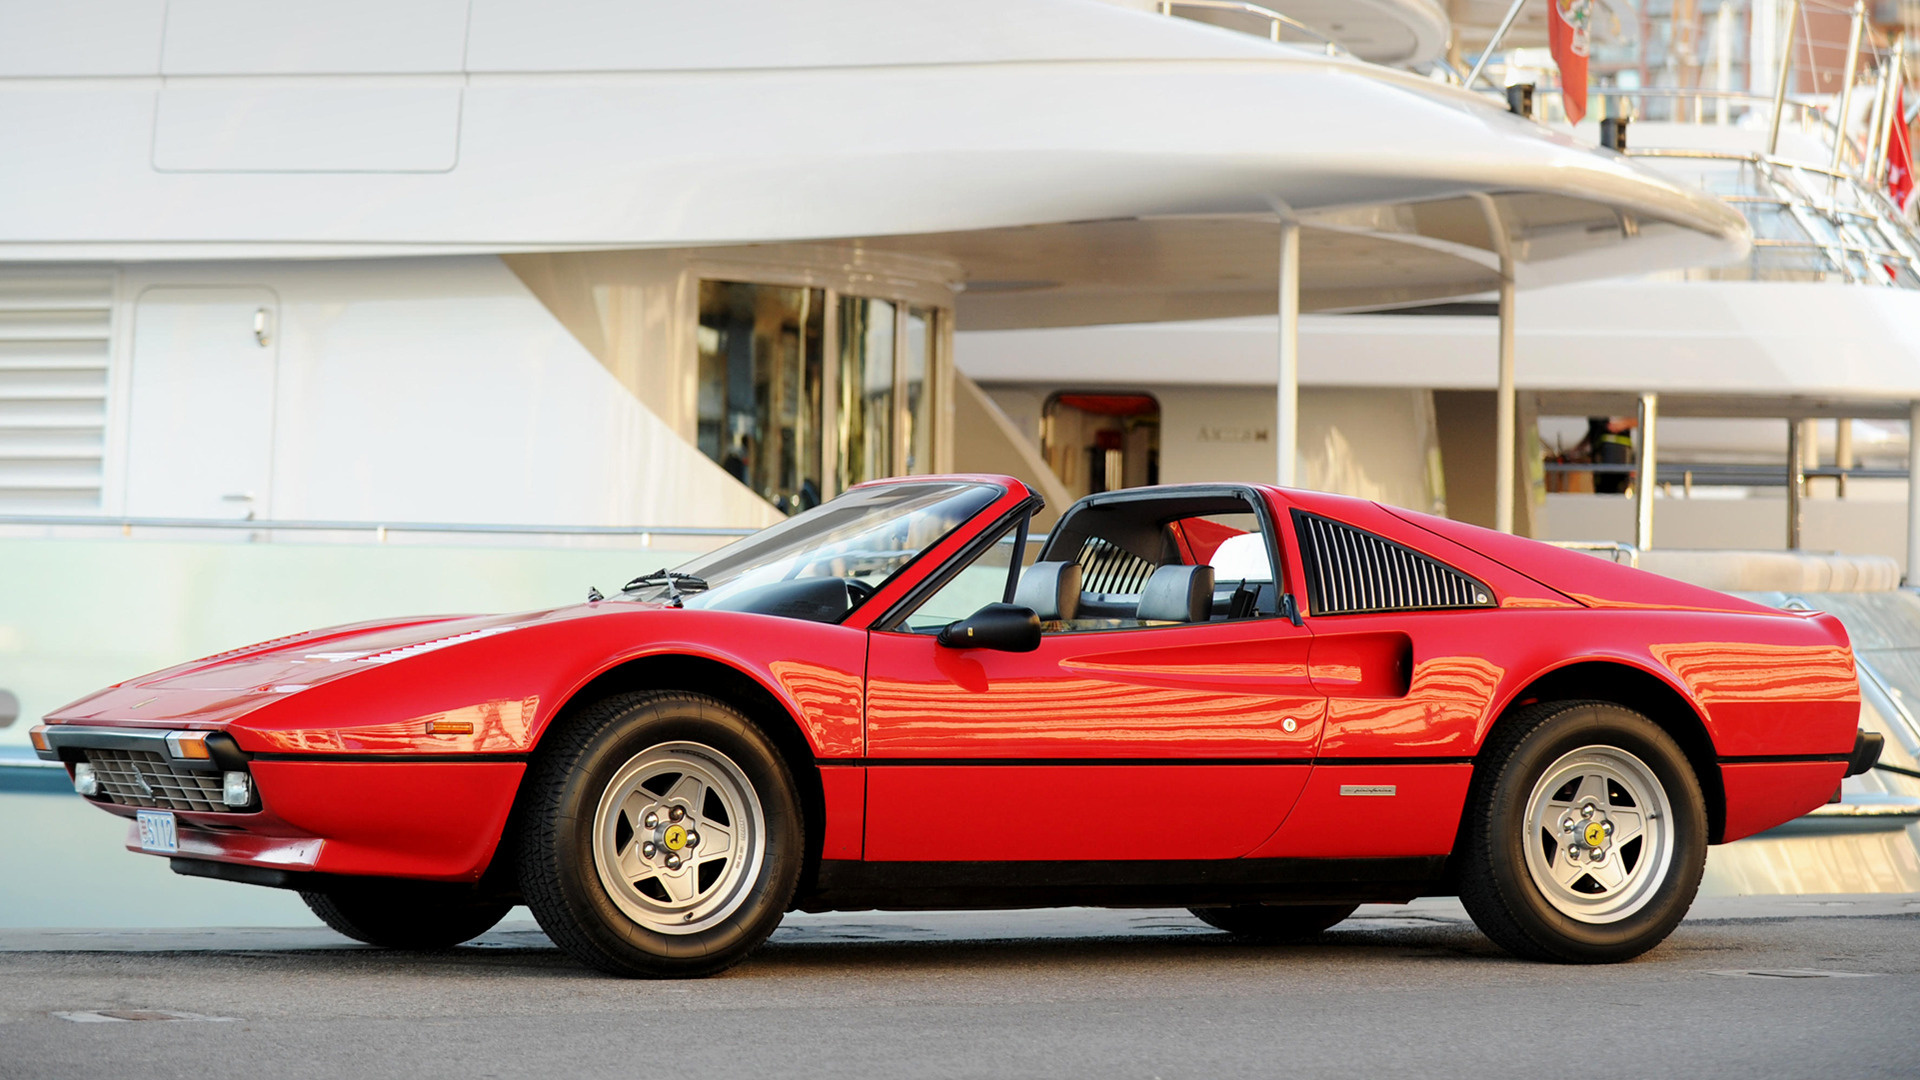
[1,895,1916,1080]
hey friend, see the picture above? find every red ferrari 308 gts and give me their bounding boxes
[34,475,1881,974]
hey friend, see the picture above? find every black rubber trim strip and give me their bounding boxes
[832,756,1472,767]
[247,752,531,764]
[1717,753,1851,765]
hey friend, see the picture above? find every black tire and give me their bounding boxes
[1189,903,1358,940]
[517,691,803,978]
[300,881,512,949]
[1455,700,1707,963]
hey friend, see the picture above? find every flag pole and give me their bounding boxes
[1465,0,1529,91]
[1830,0,1867,177]
[1768,0,1802,156]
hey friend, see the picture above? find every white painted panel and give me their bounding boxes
[239,257,782,529]
[464,0,1275,72]
[0,0,166,76]
[161,0,470,74]
[125,288,277,519]
[152,82,462,173]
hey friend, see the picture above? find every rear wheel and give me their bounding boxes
[517,691,803,978]
[1456,700,1707,963]
[300,882,512,949]
[1190,903,1358,940]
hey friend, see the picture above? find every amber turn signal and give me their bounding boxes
[164,731,212,759]
[424,719,474,735]
[28,724,50,753]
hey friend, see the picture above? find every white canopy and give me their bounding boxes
[0,0,1744,323]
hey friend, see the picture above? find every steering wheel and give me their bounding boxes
[844,579,877,603]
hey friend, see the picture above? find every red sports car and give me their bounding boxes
[33,475,1881,973]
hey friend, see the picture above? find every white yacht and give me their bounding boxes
[0,0,1739,749]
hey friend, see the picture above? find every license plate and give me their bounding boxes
[136,810,178,854]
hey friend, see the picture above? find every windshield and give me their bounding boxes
[627,481,1002,621]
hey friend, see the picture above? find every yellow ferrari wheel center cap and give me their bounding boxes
[663,823,688,852]
[1583,821,1607,848]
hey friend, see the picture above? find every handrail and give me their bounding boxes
[1611,146,1920,286]
[0,514,758,540]
[1155,0,1344,56]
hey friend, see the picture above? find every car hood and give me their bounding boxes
[44,606,633,725]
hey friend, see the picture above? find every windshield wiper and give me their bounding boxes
[621,569,711,605]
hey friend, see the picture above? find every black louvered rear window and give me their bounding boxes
[1293,511,1494,616]
[1076,536,1156,594]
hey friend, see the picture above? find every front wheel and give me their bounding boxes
[517,691,803,978]
[1455,700,1707,963]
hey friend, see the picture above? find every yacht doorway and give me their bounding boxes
[1042,392,1159,499]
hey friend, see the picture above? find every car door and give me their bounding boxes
[861,496,1326,863]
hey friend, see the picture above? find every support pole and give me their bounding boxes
[1494,260,1517,534]
[1830,0,1867,176]
[1635,393,1658,550]
[1768,0,1802,156]
[1276,219,1300,488]
[1836,417,1854,499]
[1908,402,1920,582]
[1787,417,1806,549]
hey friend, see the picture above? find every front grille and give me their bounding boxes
[84,749,226,812]
[1293,511,1495,616]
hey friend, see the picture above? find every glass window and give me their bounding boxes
[696,282,825,514]
[898,520,1026,633]
[644,481,997,613]
[901,307,933,474]
[839,296,895,487]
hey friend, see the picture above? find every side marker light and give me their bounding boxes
[424,720,475,735]
[29,725,51,753]
[165,731,212,760]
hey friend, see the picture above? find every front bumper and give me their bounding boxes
[34,724,256,811]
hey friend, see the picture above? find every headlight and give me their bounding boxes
[221,770,253,809]
[72,762,99,797]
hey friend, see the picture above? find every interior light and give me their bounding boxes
[165,731,212,759]
[72,762,98,797]
[221,771,252,809]
[28,724,50,753]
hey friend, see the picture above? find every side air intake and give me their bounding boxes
[1293,512,1494,616]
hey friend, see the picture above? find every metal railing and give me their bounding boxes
[0,514,758,544]
[1546,461,1908,492]
[1545,540,1640,567]
[1622,145,1920,287]
[1155,0,1344,56]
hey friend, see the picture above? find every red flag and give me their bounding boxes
[1551,0,1592,125]
[1889,85,1914,214]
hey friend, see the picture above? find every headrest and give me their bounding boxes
[1137,564,1215,623]
[1014,561,1082,622]
[1210,532,1273,583]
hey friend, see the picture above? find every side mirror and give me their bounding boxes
[937,603,1041,652]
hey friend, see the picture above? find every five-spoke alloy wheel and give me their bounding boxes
[1456,700,1707,963]
[518,691,802,978]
